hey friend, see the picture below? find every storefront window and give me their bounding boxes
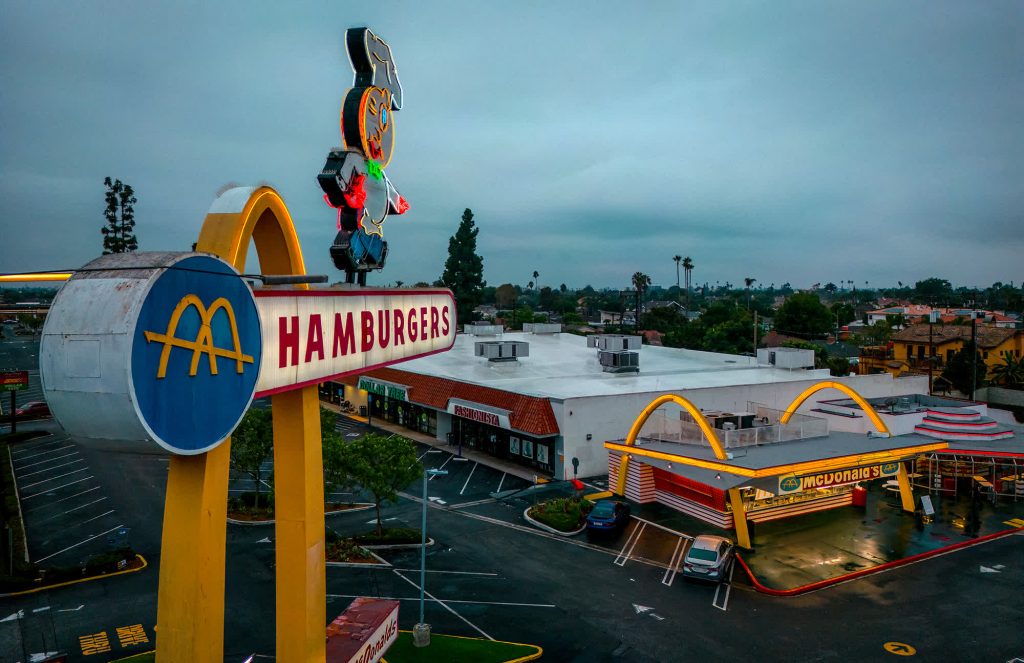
[509,436,520,455]
[522,439,534,459]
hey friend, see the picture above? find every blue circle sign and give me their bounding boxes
[130,255,262,454]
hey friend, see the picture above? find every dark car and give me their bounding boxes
[15,401,50,419]
[586,500,631,536]
[681,534,734,582]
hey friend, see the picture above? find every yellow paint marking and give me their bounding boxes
[116,624,150,647]
[585,491,613,502]
[1003,518,1024,528]
[79,631,111,655]
[883,641,916,656]
[144,294,253,378]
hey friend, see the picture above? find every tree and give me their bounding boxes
[831,302,856,327]
[673,255,682,290]
[323,433,422,536]
[441,209,486,326]
[101,177,139,254]
[495,283,517,310]
[914,277,953,306]
[942,343,987,396]
[632,271,651,331]
[682,257,694,312]
[230,408,274,509]
[774,292,833,338]
[744,277,756,310]
[990,351,1024,388]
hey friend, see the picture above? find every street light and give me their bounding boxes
[928,310,939,395]
[414,467,448,648]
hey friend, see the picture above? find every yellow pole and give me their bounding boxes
[273,386,327,661]
[896,462,916,513]
[728,488,752,549]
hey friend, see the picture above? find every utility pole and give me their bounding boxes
[970,310,978,401]
[928,311,938,395]
[753,311,758,354]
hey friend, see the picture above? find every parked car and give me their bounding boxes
[585,499,631,536]
[15,401,50,419]
[681,534,734,582]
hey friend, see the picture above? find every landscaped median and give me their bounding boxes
[381,631,542,663]
[523,495,592,536]
[327,526,430,566]
[226,490,374,524]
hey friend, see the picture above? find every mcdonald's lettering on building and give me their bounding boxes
[779,463,899,494]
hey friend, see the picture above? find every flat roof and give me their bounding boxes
[392,332,832,400]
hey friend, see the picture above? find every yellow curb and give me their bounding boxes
[387,630,543,662]
[0,554,148,598]
[110,650,155,662]
[584,491,613,502]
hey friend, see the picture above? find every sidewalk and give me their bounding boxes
[320,401,543,484]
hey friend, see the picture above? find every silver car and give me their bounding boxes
[681,534,734,582]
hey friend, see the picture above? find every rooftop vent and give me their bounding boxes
[522,323,562,334]
[588,334,642,351]
[756,347,814,369]
[599,350,639,373]
[475,340,529,362]
[464,324,502,336]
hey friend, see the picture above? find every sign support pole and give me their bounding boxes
[8,391,14,435]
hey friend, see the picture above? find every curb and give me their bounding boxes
[522,507,586,537]
[0,554,148,598]
[227,503,375,525]
[363,537,435,551]
[737,526,1023,597]
[327,548,391,567]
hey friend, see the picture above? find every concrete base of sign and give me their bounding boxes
[413,623,431,647]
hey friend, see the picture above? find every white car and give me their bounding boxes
[682,534,734,582]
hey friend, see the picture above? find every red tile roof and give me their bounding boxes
[891,324,1017,349]
[352,367,560,437]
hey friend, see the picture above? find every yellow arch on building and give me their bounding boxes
[157,186,325,662]
[613,394,727,497]
[779,380,890,434]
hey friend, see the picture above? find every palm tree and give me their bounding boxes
[532,270,540,290]
[673,255,682,291]
[682,256,694,312]
[632,271,651,331]
[744,277,756,310]
[991,351,1024,387]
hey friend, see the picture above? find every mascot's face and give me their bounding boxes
[357,86,395,167]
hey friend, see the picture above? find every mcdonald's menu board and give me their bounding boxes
[1,370,29,392]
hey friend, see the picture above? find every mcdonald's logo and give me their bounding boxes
[143,294,254,379]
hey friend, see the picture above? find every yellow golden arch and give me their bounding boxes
[156,186,325,662]
[144,294,254,378]
[613,382,915,550]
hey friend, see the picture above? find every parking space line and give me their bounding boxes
[496,472,506,494]
[662,537,686,587]
[25,486,101,511]
[429,453,455,480]
[15,451,80,471]
[327,593,554,608]
[21,476,94,500]
[36,523,126,564]
[9,436,61,455]
[20,468,89,491]
[12,445,76,462]
[632,516,694,540]
[390,570,495,640]
[77,510,116,527]
[37,497,109,524]
[712,562,735,611]
[18,458,85,479]
[459,462,479,495]
[614,521,646,567]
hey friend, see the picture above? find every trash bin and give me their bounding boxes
[359,405,367,417]
[851,485,868,507]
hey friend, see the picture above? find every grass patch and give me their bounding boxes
[352,527,421,545]
[325,538,378,564]
[383,631,541,663]
[528,495,592,532]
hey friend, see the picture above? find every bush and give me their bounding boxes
[351,527,421,545]
[529,496,592,532]
[326,538,376,563]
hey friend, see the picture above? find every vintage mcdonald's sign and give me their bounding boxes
[778,462,900,494]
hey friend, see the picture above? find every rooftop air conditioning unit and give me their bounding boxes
[591,334,642,352]
[464,324,502,336]
[598,350,639,373]
[475,340,529,362]
[522,323,562,334]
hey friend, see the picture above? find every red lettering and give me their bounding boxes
[420,307,427,339]
[361,311,375,352]
[377,310,391,348]
[332,312,355,357]
[408,308,418,342]
[305,314,324,363]
[279,316,299,367]
[430,307,439,338]
[441,305,450,336]
[393,309,405,345]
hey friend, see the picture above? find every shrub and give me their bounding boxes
[529,496,592,532]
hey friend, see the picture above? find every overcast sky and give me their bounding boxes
[1,1,1021,291]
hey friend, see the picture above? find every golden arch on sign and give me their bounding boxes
[156,186,325,662]
[614,394,727,497]
[143,294,254,378]
[780,380,890,434]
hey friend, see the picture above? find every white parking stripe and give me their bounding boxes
[327,593,554,608]
[429,453,455,480]
[25,486,100,512]
[712,562,735,611]
[77,510,116,527]
[15,451,80,471]
[459,462,478,495]
[662,537,686,587]
[37,498,109,524]
[18,458,84,479]
[21,477,94,500]
[496,472,506,494]
[35,523,126,563]
[19,468,88,491]
[390,570,495,640]
[12,445,75,462]
[614,521,646,567]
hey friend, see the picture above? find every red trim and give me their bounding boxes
[921,419,994,427]
[925,409,980,419]
[736,526,1023,597]
[933,449,1024,459]
[254,288,454,298]
[254,343,456,398]
[914,427,1011,438]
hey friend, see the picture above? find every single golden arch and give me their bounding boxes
[157,186,326,662]
[614,394,727,497]
[144,295,254,378]
[780,380,890,435]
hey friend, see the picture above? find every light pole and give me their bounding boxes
[970,310,978,401]
[928,310,938,395]
[414,468,448,647]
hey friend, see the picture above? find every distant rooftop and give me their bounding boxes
[387,332,831,401]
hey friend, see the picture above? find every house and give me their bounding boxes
[858,324,1023,378]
